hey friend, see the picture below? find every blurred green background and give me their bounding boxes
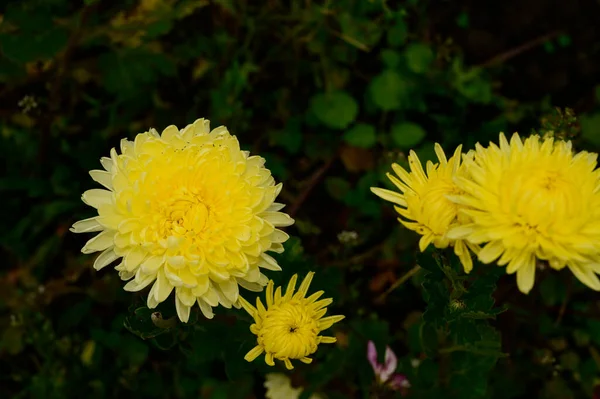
[2,1,600,398]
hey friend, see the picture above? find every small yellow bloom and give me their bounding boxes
[71,119,294,322]
[371,144,479,273]
[239,272,344,370]
[448,133,600,293]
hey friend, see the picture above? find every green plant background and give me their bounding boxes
[2,1,600,398]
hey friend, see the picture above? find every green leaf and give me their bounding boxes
[271,118,303,154]
[387,19,408,47]
[416,358,439,388]
[145,20,173,39]
[120,336,150,367]
[539,273,567,307]
[98,50,176,98]
[343,123,377,148]
[369,70,411,111]
[4,5,55,32]
[57,300,92,333]
[124,305,174,340]
[405,43,434,74]
[337,13,383,48]
[0,27,69,64]
[420,322,439,356]
[456,12,470,28]
[380,49,401,68]
[557,34,572,47]
[1,326,24,355]
[310,91,359,130]
[390,122,427,148]
[581,113,600,146]
[325,177,351,200]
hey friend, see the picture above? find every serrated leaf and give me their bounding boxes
[310,91,358,130]
[343,123,377,148]
[390,122,426,148]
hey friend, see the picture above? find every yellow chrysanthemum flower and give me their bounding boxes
[370,144,479,273]
[70,118,294,322]
[264,373,323,399]
[447,133,600,294]
[239,272,344,370]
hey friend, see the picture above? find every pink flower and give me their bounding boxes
[367,340,410,395]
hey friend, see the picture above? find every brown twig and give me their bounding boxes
[287,152,337,218]
[321,242,385,267]
[476,31,563,69]
[375,264,421,304]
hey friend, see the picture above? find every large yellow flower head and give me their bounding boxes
[239,272,344,370]
[70,118,294,322]
[447,133,600,294]
[370,144,479,273]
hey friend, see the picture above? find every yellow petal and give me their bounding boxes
[82,189,112,209]
[516,262,536,294]
[71,217,103,233]
[219,279,239,303]
[175,295,191,323]
[89,170,113,190]
[244,346,264,362]
[93,248,119,271]
[296,272,314,299]
[82,230,114,254]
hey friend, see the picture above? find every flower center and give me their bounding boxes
[258,301,320,360]
[156,187,213,239]
[535,170,567,193]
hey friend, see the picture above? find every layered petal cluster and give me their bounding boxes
[239,272,345,370]
[448,133,600,293]
[371,144,479,273]
[71,118,294,322]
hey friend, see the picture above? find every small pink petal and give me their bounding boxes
[367,340,380,373]
[389,374,410,391]
[379,346,398,382]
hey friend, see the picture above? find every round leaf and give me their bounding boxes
[343,123,377,148]
[380,49,401,69]
[387,20,408,47]
[310,91,359,130]
[325,177,351,201]
[391,122,427,148]
[405,43,434,74]
[369,70,410,111]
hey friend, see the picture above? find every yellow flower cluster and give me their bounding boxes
[72,118,343,369]
[372,133,600,294]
